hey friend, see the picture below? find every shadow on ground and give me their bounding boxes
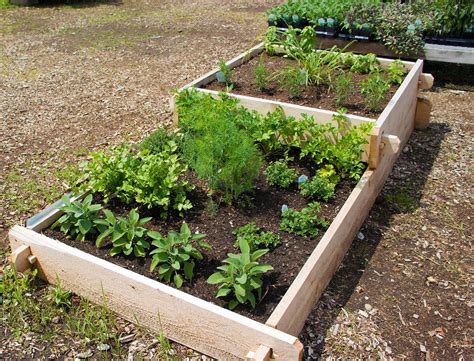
[299,121,451,358]
[35,0,122,9]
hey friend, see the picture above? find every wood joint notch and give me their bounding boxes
[10,245,37,273]
[245,345,272,361]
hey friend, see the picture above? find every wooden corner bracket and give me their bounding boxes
[10,244,37,273]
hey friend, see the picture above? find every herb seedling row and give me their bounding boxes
[9,41,433,360]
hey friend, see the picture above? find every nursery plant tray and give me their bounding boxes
[310,37,474,65]
[10,44,433,360]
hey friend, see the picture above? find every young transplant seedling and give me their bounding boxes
[95,208,151,257]
[55,194,102,241]
[280,202,329,237]
[148,223,211,288]
[264,159,298,188]
[233,222,282,251]
[207,239,273,310]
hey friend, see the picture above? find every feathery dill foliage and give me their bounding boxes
[176,89,262,203]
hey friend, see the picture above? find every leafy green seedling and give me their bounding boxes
[233,222,281,251]
[95,209,151,257]
[280,202,329,237]
[148,223,211,288]
[264,159,298,188]
[55,194,103,241]
[207,239,273,310]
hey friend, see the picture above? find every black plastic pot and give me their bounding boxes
[338,28,352,40]
[325,18,339,38]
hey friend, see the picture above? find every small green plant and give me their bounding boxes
[277,66,305,99]
[233,222,282,251]
[361,73,390,112]
[95,209,151,257]
[207,239,273,309]
[350,53,381,74]
[299,174,336,201]
[81,143,193,217]
[140,127,177,154]
[280,202,329,237]
[46,280,72,309]
[264,158,298,188]
[148,223,211,288]
[54,194,103,241]
[255,56,270,92]
[178,90,262,203]
[218,58,233,85]
[334,72,353,106]
[387,59,407,85]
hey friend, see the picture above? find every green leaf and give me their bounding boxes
[207,272,225,284]
[236,273,247,284]
[78,219,92,235]
[239,238,250,255]
[174,273,184,288]
[251,264,273,274]
[148,230,163,240]
[129,209,139,224]
[234,284,246,297]
[228,300,239,310]
[159,264,170,275]
[183,262,194,280]
[216,287,232,298]
[110,246,122,257]
[150,257,160,272]
[171,260,180,270]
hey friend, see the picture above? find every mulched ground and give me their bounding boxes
[202,52,399,118]
[1,0,472,359]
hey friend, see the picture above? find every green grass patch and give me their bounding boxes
[0,0,16,9]
[386,186,416,213]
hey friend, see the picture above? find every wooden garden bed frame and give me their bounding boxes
[9,43,433,360]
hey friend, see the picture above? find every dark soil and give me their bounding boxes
[201,52,399,118]
[43,159,358,323]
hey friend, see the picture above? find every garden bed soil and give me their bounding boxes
[201,52,399,118]
[43,159,358,323]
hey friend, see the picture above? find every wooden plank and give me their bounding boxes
[8,226,303,360]
[195,88,375,127]
[423,43,474,65]
[246,345,272,361]
[367,60,424,168]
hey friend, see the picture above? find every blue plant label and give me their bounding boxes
[216,71,226,83]
[298,174,308,184]
[281,204,289,213]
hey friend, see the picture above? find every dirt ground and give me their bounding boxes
[1,0,472,359]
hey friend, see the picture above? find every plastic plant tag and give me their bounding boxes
[327,18,334,26]
[298,175,308,184]
[281,204,289,213]
[318,18,325,26]
[407,24,416,34]
[216,71,226,83]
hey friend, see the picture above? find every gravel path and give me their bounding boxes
[1,1,472,359]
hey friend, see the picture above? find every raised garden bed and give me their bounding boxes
[10,41,433,360]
